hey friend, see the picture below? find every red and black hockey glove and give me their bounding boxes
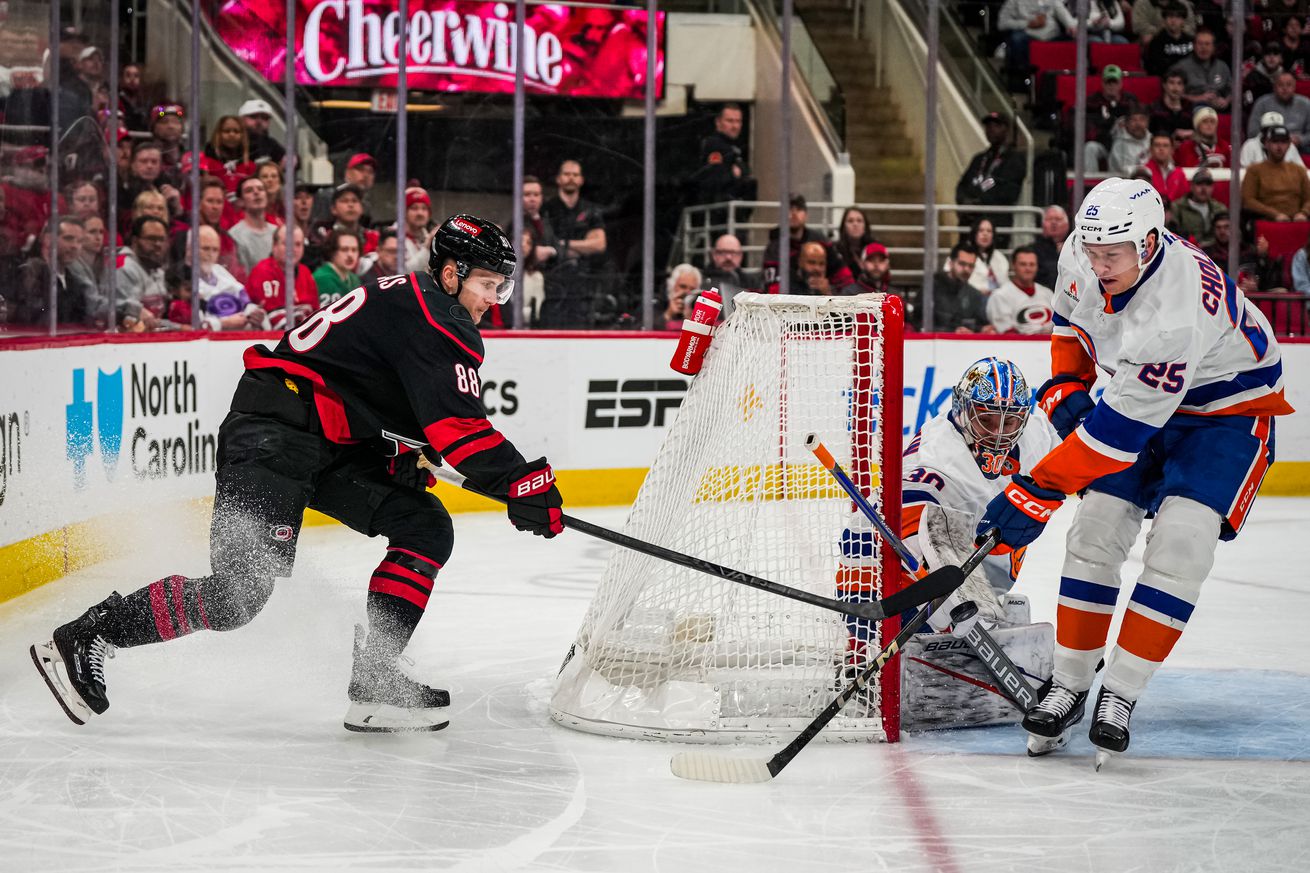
[1037,375,1095,441]
[506,458,564,538]
[976,475,1065,550]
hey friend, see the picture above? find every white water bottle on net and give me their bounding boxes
[551,293,907,743]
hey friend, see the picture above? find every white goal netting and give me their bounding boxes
[551,293,905,742]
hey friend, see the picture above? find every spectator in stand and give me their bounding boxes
[133,189,186,247]
[1033,204,1069,288]
[1249,72,1310,151]
[1150,71,1196,139]
[198,115,256,198]
[996,0,1075,84]
[702,233,759,301]
[928,242,992,333]
[1142,132,1190,201]
[690,104,757,211]
[171,176,242,278]
[117,62,147,131]
[3,145,53,254]
[1133,0,1198,43]
[517,175,558,273]
[1241,110,1307,167]
[68,181,99,220]
[1242,234,1290,291]
[1171,167,1227,244]
[1144,5,1196,76]
[311,229,361,308]
[1083,65,1142,171]
[1176,106,1232,167]
[246,224,317,330]
[1243,42,1286,113]
[955,112,1026,228]
[119,141,179,229]
[359,228,399,284]
[313,184,377,256]
[1279,17,1310,77]
[987,246,1054,334]
[75,45,103,98]
[257,161,284,223]
[1257,0,1308,42]
[228,175,279,273]
[291,182,321,268]
[148,103,186,186]
[1203,214,1249,265]
[662,264,702,328]
[239,99,286,165]
[1171,28,1232,110]
[951,216,1009,294]
[1082,0,1129,42]
[841,242,902,299]
[833,207,875,276]
[10,217,94,326]
[1243,125,1310,221]
[542,159,607,275]
[796,240,839,295]
[80,213,107,288]
[399,186,436,272]
[114,215,169,330]
[762,195,836,292]
[188,224,264,330]
[1109,109,1154,175]
[312,154,379,224]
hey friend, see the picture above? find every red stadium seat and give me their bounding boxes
[1055,74,1103,106]
[1296,79,1310,97]
[1255,220,1310,258]
[1120,76,1161,104]
[1030,41,1078,73]
[1090,42,1144,73]
[1212,180,1230,204]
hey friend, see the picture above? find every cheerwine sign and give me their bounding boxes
[211,0,665,99]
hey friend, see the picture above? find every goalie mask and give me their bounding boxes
[951,358,1031,464]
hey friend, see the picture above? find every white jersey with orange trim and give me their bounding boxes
[1034,231,1294,495]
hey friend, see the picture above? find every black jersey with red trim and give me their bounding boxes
[243,271,527,494]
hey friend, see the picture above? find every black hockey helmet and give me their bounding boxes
[429,214,516,303]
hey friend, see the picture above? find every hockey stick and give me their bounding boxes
[425,463,963,623]
[670,529,999,783]
[806,433,1040,712]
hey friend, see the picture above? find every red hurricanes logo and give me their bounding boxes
[451,217,482,236]
[269,525,295,542]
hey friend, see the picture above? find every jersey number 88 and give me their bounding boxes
[288,287,368,352]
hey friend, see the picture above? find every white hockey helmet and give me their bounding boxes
[1072,177,1165,266]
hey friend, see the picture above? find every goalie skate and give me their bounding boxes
[30,592,122,726]
[344,625,450,733]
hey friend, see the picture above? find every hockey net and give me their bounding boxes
[551,293,906,743]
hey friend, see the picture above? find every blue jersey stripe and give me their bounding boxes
[1052,311,1070,327]
[1130,583,1196,623]
[901,488,942,506]
[1182,359,1282,408]
[1060,576,1120,606]
[1082,400,1160,454]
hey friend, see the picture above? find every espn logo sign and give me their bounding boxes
[584,379,687,428]
[511,466,555,498]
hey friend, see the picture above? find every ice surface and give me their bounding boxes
[2,500,1309,872]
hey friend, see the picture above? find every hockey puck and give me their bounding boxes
[949,600,979,625]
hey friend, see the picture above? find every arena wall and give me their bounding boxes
[2,331,1305,602]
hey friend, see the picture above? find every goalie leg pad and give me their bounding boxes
[1052,492,1146,692]
[1103,496,1220,701]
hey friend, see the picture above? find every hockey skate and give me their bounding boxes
[344,625,450,733]
[30,592,122,725]
[1022,677,1088,757]
[1089,687,1136,771]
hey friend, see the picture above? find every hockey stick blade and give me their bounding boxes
[430,465,949,623]
[669,530,999,784]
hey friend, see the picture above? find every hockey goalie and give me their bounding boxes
[837,357,1060,730]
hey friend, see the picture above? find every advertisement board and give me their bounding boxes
[211,0,666,99]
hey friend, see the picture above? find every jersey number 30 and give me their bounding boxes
[288,287,368,352]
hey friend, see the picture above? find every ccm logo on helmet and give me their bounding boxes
[1005,485,1057,521]
[511,468,555,498]
[451,217,482,236]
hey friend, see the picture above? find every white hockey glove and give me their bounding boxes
[920,504,1007,629]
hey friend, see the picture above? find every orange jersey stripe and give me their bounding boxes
[1052,334,1097,385]
[1178,389,1295,418]
[1117,609,1185,663]
[901,504,926,539]
[1031,430,1134,495]
[1056,604,1115,651]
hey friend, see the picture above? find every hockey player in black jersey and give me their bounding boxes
[31,214,564,733]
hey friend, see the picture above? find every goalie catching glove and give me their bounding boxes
[506,458,564,538]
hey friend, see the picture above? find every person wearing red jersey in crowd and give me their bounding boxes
[194,114,257,198]
[1174,106,1231,168]
[170,176,243,278]
[32,214,561,735]
[1142,133,1189,202]
[246,224,318,330]
[2,145,56,253]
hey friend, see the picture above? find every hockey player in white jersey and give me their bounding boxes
[975,177,1294,767]
[837,357,1060,722]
